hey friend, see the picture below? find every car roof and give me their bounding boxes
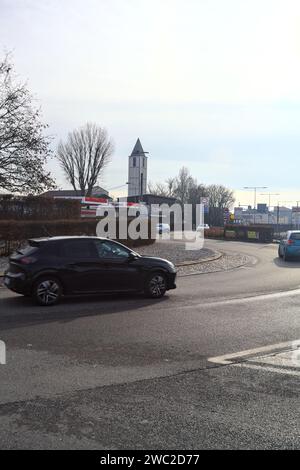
[28,236,108,244]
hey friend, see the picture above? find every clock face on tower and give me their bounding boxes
[128,138,148,198]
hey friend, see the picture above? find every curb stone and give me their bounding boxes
[178,259,251,277]
[175,251,222,267]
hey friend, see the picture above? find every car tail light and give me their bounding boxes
[19,256,37,265]
[288,239,294,245]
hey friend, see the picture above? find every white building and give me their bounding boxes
[234,205,292,225]
[128,138,148,197]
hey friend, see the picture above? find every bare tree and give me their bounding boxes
[147,182,169,196]
[206,184,235,208]
[57,123,114,196]
[148,168,201,203]
[0,53,55,193]
[166,177,177,197]
[147,178,176,197]
[148,167,235,210]
[187,182,206,206]
[173,167,195,205]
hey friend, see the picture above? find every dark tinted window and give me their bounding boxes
[42,242,60,256]
[63,240,96,259]
[94,240,130,259]
[290,233,300,240]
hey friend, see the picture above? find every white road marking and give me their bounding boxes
[233,363,300,377]
[190,287,300,308]
[208,340,300,365]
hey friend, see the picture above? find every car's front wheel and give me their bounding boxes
[145,272,167,298]
[33,277,62,306]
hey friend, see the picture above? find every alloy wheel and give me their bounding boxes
[36,280,60,305]
[149,274,166,297]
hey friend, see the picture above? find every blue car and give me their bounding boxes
[278,231,300,261]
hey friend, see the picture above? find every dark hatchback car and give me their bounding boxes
[4,236,177,306]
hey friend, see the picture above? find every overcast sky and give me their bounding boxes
[1,0,300,206]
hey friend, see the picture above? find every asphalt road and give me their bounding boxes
[0,240,300,449]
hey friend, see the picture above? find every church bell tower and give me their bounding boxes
[128,138,148,198]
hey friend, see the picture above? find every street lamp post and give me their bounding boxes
[243,186,267,224]
[260,193,280,209]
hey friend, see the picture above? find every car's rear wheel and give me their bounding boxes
[145,272,167,298]
[283,250,290,262]
[33,277,62,306]
[278,248,283,258]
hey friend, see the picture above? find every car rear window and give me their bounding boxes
[16,245,39,256]
[290,233,300,240]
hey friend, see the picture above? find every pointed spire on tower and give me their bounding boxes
[130,138,148,156]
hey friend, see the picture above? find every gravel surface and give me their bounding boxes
[176,253,252,275]
[136,240,252,275]
[136,240,218,265]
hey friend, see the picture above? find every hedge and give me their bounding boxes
[205,227,225,238]
[0,219,156,256]
[0,196,81,220]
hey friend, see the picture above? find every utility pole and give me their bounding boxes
[293,201,300,230]
[260,193,280,224]
[276,200,293,237]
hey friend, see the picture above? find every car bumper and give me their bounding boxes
[166,273,177,290]
[285,246,300,257]
[3,272,31,295]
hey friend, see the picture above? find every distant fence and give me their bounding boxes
[0,240,20,257]
[273,224,296,239]
[224,224,274,243]
[0,196,81,220]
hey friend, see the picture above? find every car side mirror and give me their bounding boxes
[128,252,138,261]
